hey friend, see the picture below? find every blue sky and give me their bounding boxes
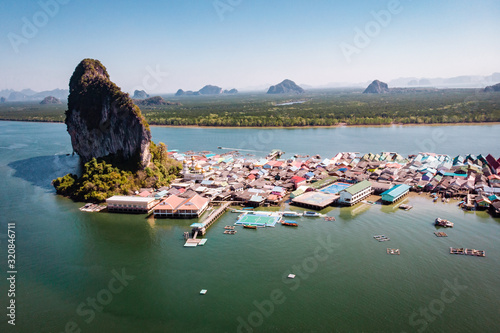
[1,0,499,93]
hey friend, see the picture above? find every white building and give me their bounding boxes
[338,180,372,206]
[106,196,157,213]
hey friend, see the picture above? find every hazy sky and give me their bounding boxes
[1,0,499,93]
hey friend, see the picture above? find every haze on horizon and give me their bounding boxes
[1,0,499,94]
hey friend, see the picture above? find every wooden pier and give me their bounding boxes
[194,201,232,236]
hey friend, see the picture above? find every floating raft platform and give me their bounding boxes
[79,203,107,212]
[450,247,485,257]
[387,248,400,255]
[223,230,237,235]
[184,231,208,247]
[434,232,448,237]
[224,225,235,230]
[374,235,390,242]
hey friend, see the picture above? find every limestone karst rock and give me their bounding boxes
[65,59,151,169]
[267,79,305,94]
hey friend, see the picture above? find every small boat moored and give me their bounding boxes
[243,225,258,229]
[435,217,454,228]
[374,235,390,242]
[282,220,298,227]
[282,211,303,217]
[303,211,320,217]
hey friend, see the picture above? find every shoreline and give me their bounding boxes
[149,122,500,130]
[2,119,499,129]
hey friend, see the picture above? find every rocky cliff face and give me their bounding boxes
[363,80,390,93]
[175,89,199,96]
[198,85,222,95]
[267,79,305,94]
[176,85,225,96]
[133,90,149,99]
[65,59,151,169]
[134,96,181,106]
[484,83,500,92]
[40,96,62,104]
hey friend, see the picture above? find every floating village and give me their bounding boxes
[84,149,500,254]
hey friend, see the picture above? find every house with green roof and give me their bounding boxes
[339,180,372,206]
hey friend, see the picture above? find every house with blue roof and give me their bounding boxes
[304,171,315,180]
[381,184,411,204]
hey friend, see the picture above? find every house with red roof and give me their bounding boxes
[290,176,307,189]
[486,154,500,174]
[153,194,209,218]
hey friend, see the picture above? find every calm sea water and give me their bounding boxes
[0,121,499,333]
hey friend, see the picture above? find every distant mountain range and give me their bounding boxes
[0,89,69,101]
[2,72,499,98]
[362,80,438,94]
[175,85,238,96]
[387,73,500,88]
[299,73,500,90]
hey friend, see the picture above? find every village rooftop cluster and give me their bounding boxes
[104,149,500,219]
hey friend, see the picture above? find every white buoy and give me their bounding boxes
[288,274,296,279]
[200,289,208,295]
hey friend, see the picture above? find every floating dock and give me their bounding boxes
[387,248,400,255]
[450,247,485,257]
[79,203,106,212]
[434,232,448,237]
[184,237,208,247]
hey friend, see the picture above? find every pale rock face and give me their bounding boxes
[267,79,305,94]
[65,59,151,168]
[363,80,390,94]
[484,83,500,92]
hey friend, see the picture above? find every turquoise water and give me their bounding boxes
[0,121,499,333]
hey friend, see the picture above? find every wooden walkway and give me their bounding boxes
[197,202,232,235]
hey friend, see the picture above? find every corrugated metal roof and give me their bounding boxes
[381,184,411,199]
[343,180,372,195]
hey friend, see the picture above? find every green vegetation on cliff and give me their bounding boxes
[67,58,150,132]
[52,142,181,202]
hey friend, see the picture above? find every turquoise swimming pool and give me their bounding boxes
[320,182,351,194]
